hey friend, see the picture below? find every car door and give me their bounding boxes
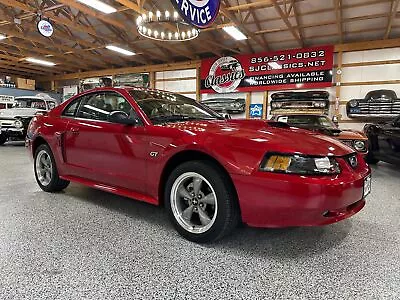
[63,91,149,194]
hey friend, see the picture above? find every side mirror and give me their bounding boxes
[108,111,140,126]
[224,114,231,120]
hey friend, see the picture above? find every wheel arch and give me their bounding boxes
[32,136,49,157]
[158,150,240,209]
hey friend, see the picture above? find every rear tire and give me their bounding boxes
[165,160,240,243]
[34,144,70,192]
[0,134,7,145]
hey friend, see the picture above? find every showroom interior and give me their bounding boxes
[0,0,399,299]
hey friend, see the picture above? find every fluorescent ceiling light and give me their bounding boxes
[76,0,117,14]
[0,34,6,40]
[26,57,56,66]
[106,45,136,56]
[223,26,247,41]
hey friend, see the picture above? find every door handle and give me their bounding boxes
[70,127,80,134]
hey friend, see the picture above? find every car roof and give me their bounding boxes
[83,86,171,94]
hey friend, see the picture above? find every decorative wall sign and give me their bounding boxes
[201,45,334,94]
[37,19,54,37]
[249,104,263,118]
[0,95,15,103]
[172,0,221,29]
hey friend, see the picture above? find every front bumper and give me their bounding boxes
[232,155,371,228]
[0,128,25,139]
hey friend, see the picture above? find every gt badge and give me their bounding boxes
[150,152,159,157]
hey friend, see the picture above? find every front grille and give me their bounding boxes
[341,140,354,148]
[357,100,400,115]
[0,120,16,128]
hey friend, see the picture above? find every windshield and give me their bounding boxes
[130,90,224,124]
[14,98,47,110]
[278,115,337,129]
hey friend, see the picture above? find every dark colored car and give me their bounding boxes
[26,87,371,243]
[347,90,400,118]
[272,114,368,154]
[270,91,330,115]
[202,98,245,114]
[364,115,400,165]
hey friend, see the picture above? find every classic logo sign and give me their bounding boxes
[37,20,54,37]
[172,0,220,28]
[204,56,246,93]
[201,45,334,94]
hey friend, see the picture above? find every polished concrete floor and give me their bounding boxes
[0,143,399,300]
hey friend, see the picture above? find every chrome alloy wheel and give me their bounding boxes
[35,150,53,186]
[170,172,218,234]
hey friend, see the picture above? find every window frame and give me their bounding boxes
[62,90,143,126]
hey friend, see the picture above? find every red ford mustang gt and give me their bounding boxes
[27,87,371,243]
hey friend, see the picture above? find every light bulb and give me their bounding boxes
[148,12,153,20]
[156,11,161,19]
[175,32,179,39]
[165,11,170,19]
[161,32,165,39]
[173,11,179,19]
[154,30,159,38]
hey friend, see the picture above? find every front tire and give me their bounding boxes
[34,144,70,192]
[0,134,7,145]
[165,161,239,243]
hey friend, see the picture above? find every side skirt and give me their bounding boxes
[60,175,159,206]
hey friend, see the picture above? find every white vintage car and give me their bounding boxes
[0,96,57,145]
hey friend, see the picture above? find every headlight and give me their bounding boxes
[349,100,359,108]
[14,120,23,129]
[260,154,341,175]
[271,103,277,108]
[276,102,283,108]
[353,140,366,152]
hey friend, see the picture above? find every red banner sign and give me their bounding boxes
[200,45,334,94]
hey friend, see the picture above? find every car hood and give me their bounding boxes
[165,119,354,157]
[0,108,42,118]
[338,129,367,140]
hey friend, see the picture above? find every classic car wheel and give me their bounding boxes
[0,134,7,145]
[165,161,239,243]
[34,144,70,192]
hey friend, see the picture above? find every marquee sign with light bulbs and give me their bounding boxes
[137,9,199,42]
[171,0,221,29]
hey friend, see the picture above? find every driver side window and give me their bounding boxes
[76,92,134,122]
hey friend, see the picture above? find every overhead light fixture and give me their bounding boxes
[223,26,247,41]
[25,57,56,66]
[136,10,199,42]
[106,45,136,56]
[76,0,117,14]
[0,34,6,40]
